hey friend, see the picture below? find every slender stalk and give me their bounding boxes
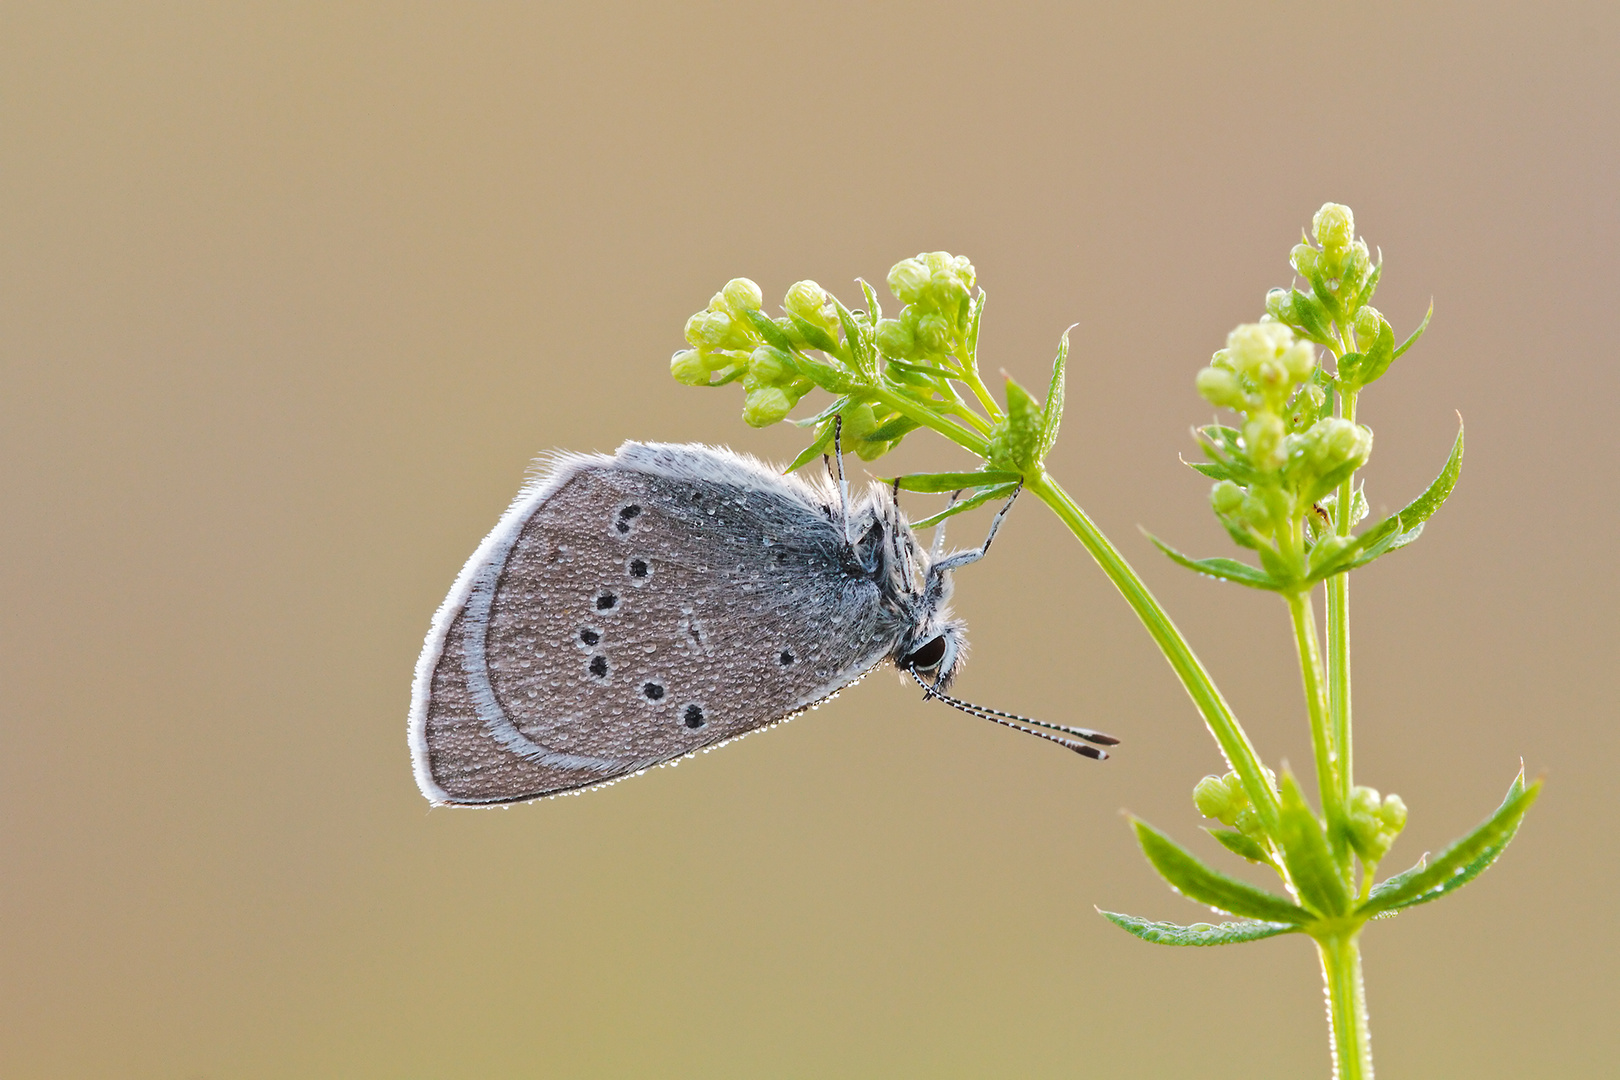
[1026,471,1280,828]
[1316,931,1373,1080]
[1286,590,1349,851]
[1326,388,1359,803]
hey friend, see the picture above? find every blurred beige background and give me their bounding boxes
[4,3,1615,1077]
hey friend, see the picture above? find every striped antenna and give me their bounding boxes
[909,670,1119,760]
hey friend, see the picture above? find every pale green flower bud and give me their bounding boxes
[931,268,970,308]
[1353,305,1385,344]
[685,310,733,348]
[1265,287,1295,323]
[1344,242,1373,291]
[1227,322,1296,377]
[1377,793,1407,834]
[1292,244,1319,280]
[915,312,952,354]
[923,250,953,274]
[887,259,930,303]
[1313,203,1354,252]
[1304,417,1372,473]
[1196,366,1247,410]
[784,280,831,325]
[669,348,709,386]
[875,317,915,358]
[721,277,763,316]
[742,386,795,428]
[747,344,793,386]
[1193,774,1236,821]
[1281,340,1316,382]
[1210,480,1245,515]
[1244,412,1287,472]
[1239,491,1274,532]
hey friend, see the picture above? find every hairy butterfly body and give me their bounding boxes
[410,441,1114,806]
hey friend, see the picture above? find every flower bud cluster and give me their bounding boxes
[1197,322,1372,554]
[1264,203,1384,356]
[670,277,825,428]
[1193,769,1275,840]
[1346,785,1408,866]
[875,252,976,364]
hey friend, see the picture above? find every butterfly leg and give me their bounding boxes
[931,482,1023,574]
[931,490,962,560]
[823,415,855,550]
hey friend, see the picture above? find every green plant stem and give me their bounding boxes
[1327,388,1359,805]
[1286,589,1349,856]
[1025,471,1281,828]
[1316,931,1373,1080]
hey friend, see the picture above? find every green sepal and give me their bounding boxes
[788,312,844,358]
[784,349,857,393]
[1360,261,1383,307]
[1099,910,1300,947]
[1207,827,1271,864]
[1129,818,1313,924]
[1147,533,1279,590]
[1186,459,1236,481]
[830,295,876,378]
[742,308,795,352]
[1039,326,1069,460]
[890,469,1022,494]
[1358,767,1541,916]
[1275,771,1352,917]
[1393,301,1433,361]
[858,278,882,324]
[910,481,1020,528]
[784,418,839,473]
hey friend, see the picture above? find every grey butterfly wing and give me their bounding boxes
[409,442,901,805]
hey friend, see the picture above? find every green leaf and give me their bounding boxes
[1130,818,1313,924]
[1207,827,1271,864]
[1365,854,1427,907]
[890,469,1022,494]
[1039,326,1070,460]
[884,358,954,385]
[1395,419,1464,533]
[788,312,843,357]
[858,278,882,324]
[830,295,876,378]
[1317,420,1463,575]
[1275,771,1352,917]
[1290,287,1338,344]
[742,308,795,352]
[1099,910,1300,947]
[1392,301,1433,361]
[784,349,857,393]
[789,393,852,428]
[1147,533,1279,590]
[1354,316,1397,386]
[964,292,985,362]
[909,481,1020,528]
[1360,261,1382,307]
[1336,350,1367,386]
[867,414,919,442]
[784,417,840,473]
[1358,767,1541,916]
[993,375,1045,472]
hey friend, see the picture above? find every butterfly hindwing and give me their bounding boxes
[410,442,903,805]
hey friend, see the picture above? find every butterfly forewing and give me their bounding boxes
[412,443,902,805]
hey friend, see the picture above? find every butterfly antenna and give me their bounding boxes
[909,670,1119,760]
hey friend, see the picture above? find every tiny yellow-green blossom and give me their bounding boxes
[747,344,793,387]
[784,280,835,332]
[1302,417,1373,474]
[720,277,763,316]
[670,348,708,386]
[1353,305,1385,344]
[887,258,930,304]
[1196,366,1247,411]
[742,385,795,428]
[1313,202,1355,253]
[685,310,733,349]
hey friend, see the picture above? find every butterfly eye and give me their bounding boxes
[905,635,948,672]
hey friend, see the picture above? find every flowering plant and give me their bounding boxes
[670,204,1538,1079]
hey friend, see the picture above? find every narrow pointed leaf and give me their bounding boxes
[1130,818,1313,924]
[1358,768,1541,916]
[1395,419,1464,532]
[1147,534,1279,590]
[1360,261,1382,306]
[857,278,882,324]
[1365,854,1427,906]
[1392,300,1433,361]
[1038,326,1070,460]
[784,419,839,473]
[790,393,852,428]
[1099,910,1300,946]
[830,295,876,378]
[1355,317,1397,386]
[787,312,843,358]
[890,469,1022,494]
[1276,772,1352,917]
[867,415,919,442]
[996,375,1045,472]
[909,481,1020,528]
[1207,827,1271,864]
[1306,515,1402,581]
[964,293,984,361]
[1290,287,1337,344]
[784,349,857,393]
[742,308,794,352]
